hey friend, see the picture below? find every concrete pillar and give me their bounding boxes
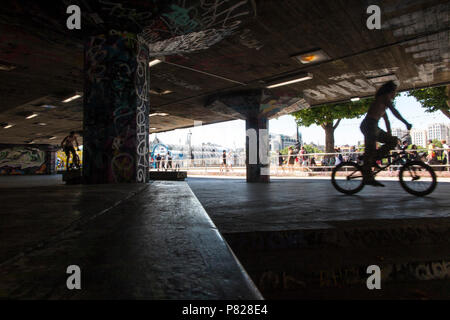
[246,116,270,183]
[83,33,150,184]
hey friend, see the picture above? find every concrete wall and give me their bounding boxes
[0,144,56,175]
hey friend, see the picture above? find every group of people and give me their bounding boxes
[425,139,449,167]
[278,146,361,172]
[279,146,316,173]
[220,150,237,173]
[154,152,176,171]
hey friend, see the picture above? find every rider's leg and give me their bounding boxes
[71,149,78,168]
[360,119,377,180]
[66,154,71,170]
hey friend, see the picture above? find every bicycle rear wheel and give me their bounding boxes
[331,162,364,195]
[399,161,437,196]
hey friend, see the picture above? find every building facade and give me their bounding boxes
[269,133,300,152]
[410,129,428,147]
[427,123,450,142]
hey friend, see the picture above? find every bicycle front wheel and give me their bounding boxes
[399,161,437,196]
[331,162,364,195]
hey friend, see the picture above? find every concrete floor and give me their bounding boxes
[0,175,65,188]
[1,175,449,299]
[0,176,261,299]
[187,177,450,233]
[187,177,450,299]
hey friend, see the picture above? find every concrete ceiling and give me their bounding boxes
[0,0,449,145]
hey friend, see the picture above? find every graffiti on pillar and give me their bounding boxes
[84,34,138,183]
[136,39,150,183]
[0,146,47,175]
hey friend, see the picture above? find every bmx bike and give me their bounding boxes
[69,151,81,170]
[331,149,437,197]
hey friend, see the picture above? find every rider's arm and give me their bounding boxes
[383,113,391,134]
[388,105,412,130]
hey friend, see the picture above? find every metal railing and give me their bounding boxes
[150,148,450,172]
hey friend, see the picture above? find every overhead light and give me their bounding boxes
[150,127,157,130]
[149,59,163,67]
[149,113,169,117]
[3,123,14,129]
[36,122,47,126]
[49,136,57,140]
[0,61,16,71]
[149,89,173,95]
[26,113,39,119]
[292,49,330,65]
[63,94,82,103]
[351,97,360,102]
[266,73,313,89]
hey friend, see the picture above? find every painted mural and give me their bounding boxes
[56,149,83,172]
[0,146,47,175]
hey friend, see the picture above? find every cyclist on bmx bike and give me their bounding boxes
[61,131,80,170]
[359,80,412,187]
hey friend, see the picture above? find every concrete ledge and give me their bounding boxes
[62,169,82,184]
[150,171,187,181]
[223,219,450,299]
[0,181,262,300]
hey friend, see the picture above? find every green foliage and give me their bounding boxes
[280,147,290,155]
[432,139,443,148]
[407,86,449,114]
[293,98,373,128]
[303,144,323,155]
[408,144,426,152]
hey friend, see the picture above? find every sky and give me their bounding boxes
[150,93,450,149]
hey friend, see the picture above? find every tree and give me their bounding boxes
[407,85,450,119]
[293,99,373,155]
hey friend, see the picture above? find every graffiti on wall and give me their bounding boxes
[303,67,403,102]
[0,146,47,175]
[382,3,450,85]
[304,78,377,101]
[139,0,255,56]
[255,260,450,291]
[152,71,202,91]
[84,34,138,183]
[56,149,83,171]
